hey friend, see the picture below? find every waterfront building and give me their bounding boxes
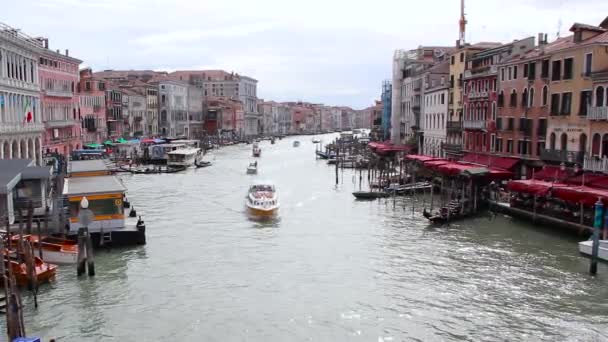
[421,61,449,157]
[391,46,453,146]
[370,101,383,132]
[495,34,552,177]
[169,70,259,137]
[38,42,82,157]
[78,68,107,146]
[381,80,392,139]
[278,103,291,134]
[121,88,147,138]
[105,86,124,140]
[542,20,608,172]
[187,85,204,139]
[462,37,536,165]
[154,78,188,138]
[0,23,44,163]
[258,100,278,135]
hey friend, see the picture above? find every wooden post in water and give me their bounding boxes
[590,199,603,275]
[35,220,43,259]
[85,228,95,276]
[579,202,585,225]
[533,195,537,222]
[76,228,86,276]
[335,141,339,185]
[430,180,434,212]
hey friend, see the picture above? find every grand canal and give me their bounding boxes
[13,135,608,341]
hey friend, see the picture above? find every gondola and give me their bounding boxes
[352,191,390,200]
[195,160,212,168]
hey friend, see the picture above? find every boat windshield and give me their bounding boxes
[251,185,274,192]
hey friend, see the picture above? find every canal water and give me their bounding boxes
[11,135,608,341]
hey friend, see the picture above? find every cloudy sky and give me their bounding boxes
[6,0,608,108]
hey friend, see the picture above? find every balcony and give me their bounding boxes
[468,91,489,100]
[446,121,463,132]
[46,119,77,128]
[45,89,73,98]
[0,122,44,134]
[0,77,39,92]
[587,106,608,120]
[464,65,498,79]
[463,120,486,130]
[442,143,463,155]
[584,156,608,173]
[540,148,584,164]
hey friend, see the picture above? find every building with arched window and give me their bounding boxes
[0,22,44,165]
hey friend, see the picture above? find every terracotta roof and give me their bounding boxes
[569,23,606,33]
[169,70,237,81]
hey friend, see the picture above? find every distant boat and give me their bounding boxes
[247,162,258,174]
[167,148,202,167]
[252,143,261,157]
[293,141,300,147]
[423,200,468,224]
[579,240,608,262]
[352,191,390,200]
[312,137,321,143]
[246,184,279,216]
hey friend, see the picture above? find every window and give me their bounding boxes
[596,86,605,107]
[542,86,548,106]
[161,94,166,104]
[563,58,573,79]
[550,132,556,150]
[451,56,455,65]
[460,52,464,62]
[529,88,535,107]
[561,92,572,115]
[498,90,504,107]
[551,60,561,81]
[510,89,517,107]
[523,64,528,78]
[537,119,547,137]
[537,142,545,156]
[501,68,505,81]
[491,134,496,152]
[514,65,518,79]
[551,94,560,115]
[491,102,496,120]
[560,133,568,150]
[99,82,105,91]
[496,138,503,152]
[579,90,592,116]
[522,88,528,107]
[507,140,513,153]
[529,62,536,80]
[541,59,549,78]
[85,82,91,91]
[584,53,593,77]
[450,75,454,88]
[441,93,445,105]
[508,67,512,80]
[507,117,514,131]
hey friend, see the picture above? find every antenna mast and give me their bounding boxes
[459,0,467,47]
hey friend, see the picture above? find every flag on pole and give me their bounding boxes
[23,98,33,124]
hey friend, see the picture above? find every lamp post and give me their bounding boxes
[77,196,95,277]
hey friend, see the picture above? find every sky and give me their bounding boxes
[5,0,608,109]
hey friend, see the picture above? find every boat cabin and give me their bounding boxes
[63,175,126,233]
[171,140,201,149]
[71,149,107,160]
[0,159,53,223]
[167,148,200,166]
[68,160,110,177]
[150,143,186,161]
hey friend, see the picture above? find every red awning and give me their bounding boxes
[533,165,571,181]
[552,186,608,206]
[142,138,155,143]
[424,160,450,170]
[487,168,514,180]
[507,179,567,196]
[436,162,481,176]
[462,153,520,170]
[405,155,440,162]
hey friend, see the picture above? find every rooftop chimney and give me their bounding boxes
[538,33,548,45]
[65,49,69,56]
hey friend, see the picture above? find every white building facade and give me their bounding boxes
[0,23,44,164]
[157,79,188,138]
[422,85,449,157]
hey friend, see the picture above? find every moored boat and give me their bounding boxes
[423,200,468,224]
[293,141,300,147]
[11,235,78,264]
[167,147,202,167]
[578,240,608,262]
[194,160,212,168]
[3,255,57,286]
[352,191,390,200]
[246,184,279,216]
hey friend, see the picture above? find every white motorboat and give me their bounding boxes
[247,162,258,174]
[167,148,202,167]
[246,184,279,216]
[252,142,261,157]
[578,239,608,262]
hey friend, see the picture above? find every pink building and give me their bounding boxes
[39,45,82,156]
[78,68,107,145]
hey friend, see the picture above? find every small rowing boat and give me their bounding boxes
[11,235,78,264]
[352,191,391,200]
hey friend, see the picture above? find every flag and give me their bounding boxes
[23,99,33,124]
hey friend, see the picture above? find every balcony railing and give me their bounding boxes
[583,156,608,173]
[586,106,608,120]
[468,91,489,100]
[463,120,486,130]
[446,121,462,132]
[45,89,73,98]
[540,148,584,164]
[0,77,39,92]
[0,122,44,134]
[46,119,78,128]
